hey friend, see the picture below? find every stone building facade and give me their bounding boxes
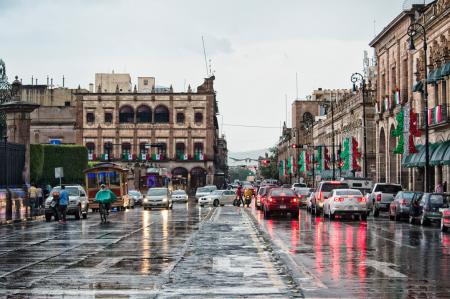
[370,0,450,191]
[74,74,223,192]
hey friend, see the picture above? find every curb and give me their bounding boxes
[0,215,45,226]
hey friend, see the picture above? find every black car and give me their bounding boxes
[409,193,450,225]
[389,191,422,221]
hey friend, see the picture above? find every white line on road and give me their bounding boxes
[364,259,407,278]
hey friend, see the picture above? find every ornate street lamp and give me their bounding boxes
[351,72,368,178]
[407,22,430,192]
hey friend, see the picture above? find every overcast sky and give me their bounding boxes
[1,0,406,152]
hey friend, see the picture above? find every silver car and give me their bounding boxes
[44,185,89,221]
[195,186,217,200]
[172,189,189,202]
[128,190,143,206]
[199,190,236,207]
[143,188,173,210]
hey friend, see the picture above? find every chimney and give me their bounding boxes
[62,75,65,87]
[31,76,34,85]
[89,83,94,93]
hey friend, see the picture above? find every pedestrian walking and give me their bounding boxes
[37,186,43,210]
[58,186,69,224]
[28,184,37,217]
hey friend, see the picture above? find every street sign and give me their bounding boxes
[55,167,64,179]
[50,139,61,145]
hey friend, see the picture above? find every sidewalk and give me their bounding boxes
[0,189,44,224]
[163,206,303,298]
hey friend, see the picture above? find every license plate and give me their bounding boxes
[280,205,286,209]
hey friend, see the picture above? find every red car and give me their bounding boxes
[263,188,299,219]
[255,185,276,210]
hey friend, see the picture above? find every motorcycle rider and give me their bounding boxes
[244,187,253,207]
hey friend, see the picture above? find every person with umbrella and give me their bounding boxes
[95,184,117,223]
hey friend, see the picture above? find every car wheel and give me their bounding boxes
[441,219,448,232]
[45,214,52,222]
[360,213,367,221]
[421,215,428,226]
[213,199,219,207]
[75,207,81,220]
[373,206,379,217]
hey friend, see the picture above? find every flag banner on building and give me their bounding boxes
[140,153,148,161]
[341,138,350,170]
[394,89,401,106]
[428,106,442,125]
[299,151,310,173]
[351,137,361,171]
[384,96,390,111]
[152,153,161,161]
[122,153,133,161]
[316,146,324,171]
[195,153,204,161]
[101,153,109,161]
[287,156,294,174]
[279,160,286,177]
[324,146,330,170]
[88,153,94,161]
[340,137,361,171]
[178,153,188,160]
[392,103,420,155]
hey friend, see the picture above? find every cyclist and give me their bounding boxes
[95,184,117,222]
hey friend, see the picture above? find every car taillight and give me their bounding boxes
[268,197,273,203]
[443,210,450,216]
[292,197,298,203]
[357,197,366,203]
[318,192,323,200]
[400,199,407,206]
[334,197,344,202]
[376,194,382,202]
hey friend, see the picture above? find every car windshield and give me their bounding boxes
[147,189,167,196]
[197,187,210,193]
[270,189,295,196]
[335,190,362,196]
[243,185,253,189]
[429,194,449,207]
[212,190,223,195]
[321,183,349,192]
[173,190,186,195]
[401,192,417,200]
[51,187,79,196]
[296,189,310,195]
[375,184,402,193]
[129,191,140,196]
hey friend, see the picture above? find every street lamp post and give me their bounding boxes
[351,72,368,178]
[323,98,336,180]
[407,22,429,192]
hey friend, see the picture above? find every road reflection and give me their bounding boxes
[141,209,151,274]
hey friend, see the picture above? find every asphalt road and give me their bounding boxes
[1,201,449,298]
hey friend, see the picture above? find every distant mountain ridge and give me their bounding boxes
[228,149,269,166]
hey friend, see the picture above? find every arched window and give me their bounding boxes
[119,106,134,123]
[194,112,203,124]
[137,105,152,123]
[176,112,185,124]
[154,105,169,123]
[176,142,186,159]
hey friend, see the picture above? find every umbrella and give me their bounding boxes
[95,189,117,204]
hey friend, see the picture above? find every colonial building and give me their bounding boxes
[370,0,450,191]
[74,73,223,192]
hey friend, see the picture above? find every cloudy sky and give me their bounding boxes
[1,0,407,151]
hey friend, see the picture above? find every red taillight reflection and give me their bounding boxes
[443,210,450,216]
[376,194,382,201]
[268,197,273,203]
[400,199,407,206]
[292,197,298,203]
[357,197,366,203]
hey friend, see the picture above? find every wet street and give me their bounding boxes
[0,202,449,298]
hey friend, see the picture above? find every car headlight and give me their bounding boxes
[162,197,168,202]
[144,198,149,203]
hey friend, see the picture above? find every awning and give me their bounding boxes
[403,144,423,167]
[430,141,450,166]
[441,145,450,166]
[409,143,440,167]
[427,69,439,83]
[413,81,423,93]
[441,62,450,77]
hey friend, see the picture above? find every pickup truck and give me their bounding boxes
[367,183,402,217]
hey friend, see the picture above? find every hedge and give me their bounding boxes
[30,144,44,184]
[30,144,88,186]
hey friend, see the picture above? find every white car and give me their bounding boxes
[44,185,89,221]
[143,188,173,210]
[295,187,311,207]
[195,186,217,200]
[172,189,189,202]
[199,190,236,207]
[323,189,367,220]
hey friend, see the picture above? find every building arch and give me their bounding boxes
[119,105,134,123]
[136,105,152,123]
[389,124,397,183]
[379,127,386,183]
[154,105,169,123]
[172,167,189,190]
[190,167,207,190]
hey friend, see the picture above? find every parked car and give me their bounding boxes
[441,208,450,232]
[143,188,173,210]
[323,189,367,220]
[388,191,422,221]
[409,193,450,225]
[255,185,276,210]
[311,181,349,214]
[195,185,217,200]
[128,190,143,206]
[367,183,402,217]
[295,187,311,208]
[263,188,299,219]
[44,185,89,221]
[198,190,236,207]
[172,189,189,202]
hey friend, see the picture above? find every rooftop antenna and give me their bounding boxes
[202,36,209,77]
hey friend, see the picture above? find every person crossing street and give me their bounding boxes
[58,186,69,224]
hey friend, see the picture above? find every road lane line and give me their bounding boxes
[364,259,407,278]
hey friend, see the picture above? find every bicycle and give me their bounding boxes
[99,202,109,223]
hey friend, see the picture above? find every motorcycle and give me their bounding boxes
[244,195,252,207]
